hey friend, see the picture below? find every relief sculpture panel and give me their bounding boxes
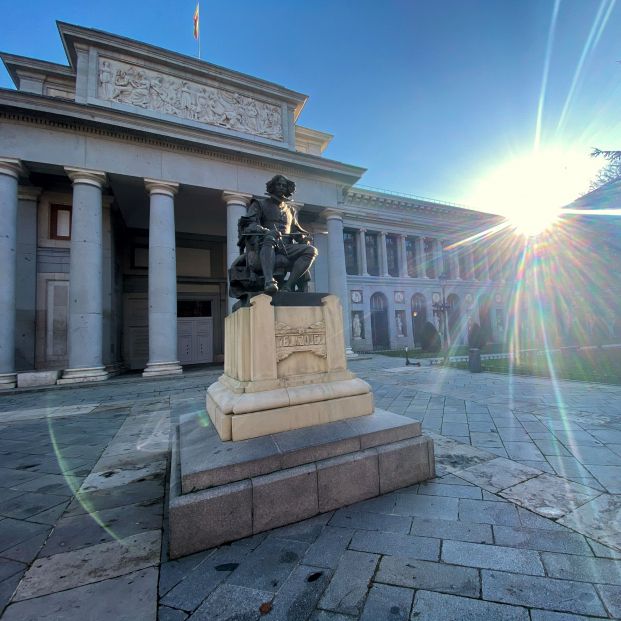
[98,58,283,140]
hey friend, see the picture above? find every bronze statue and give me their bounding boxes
[229,175,318,301]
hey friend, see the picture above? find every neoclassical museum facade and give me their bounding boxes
[0,23,515,388]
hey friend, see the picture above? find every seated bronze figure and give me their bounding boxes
[228,175,318,302]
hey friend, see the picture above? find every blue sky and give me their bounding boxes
[1,0,620,210]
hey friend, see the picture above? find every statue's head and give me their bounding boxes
[266,174,295,198]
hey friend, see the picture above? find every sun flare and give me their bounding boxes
[469,148,603,237]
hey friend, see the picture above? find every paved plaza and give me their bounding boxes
[0,357,620,620]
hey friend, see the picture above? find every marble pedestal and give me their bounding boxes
[168,409,435,558]
[207,293,373,441]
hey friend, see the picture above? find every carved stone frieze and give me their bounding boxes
[274,321,327,362]
[98,58,283,140]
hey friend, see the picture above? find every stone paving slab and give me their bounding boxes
[1,567,158,621]
[13,530,161,601]
[411,590,529,621]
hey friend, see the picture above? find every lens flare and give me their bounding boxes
[469,148,603,238]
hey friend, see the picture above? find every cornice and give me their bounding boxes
[0,89,366,185]
[0,53,75,88]
[57,21,308,117]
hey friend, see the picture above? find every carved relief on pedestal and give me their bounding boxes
[274,321,327,362]
[98,58,283,140]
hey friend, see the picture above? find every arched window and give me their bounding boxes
[411,293,427,347]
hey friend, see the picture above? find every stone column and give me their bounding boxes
[416,236,428,278]
[482,248,491,281]
[434,239,445,278]
[358,228,369,276]
[60,168,109,384]
[143,179,182,378]
[455,246,465,280]
[223,191,252,313]
[467,248,476,281]
[324,210,353,352]
[399,234,408,277]
[0,159,21,389]
[379,231,389,277]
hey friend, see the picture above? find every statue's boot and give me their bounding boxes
[283,255,313,292]
[260,243,278,293]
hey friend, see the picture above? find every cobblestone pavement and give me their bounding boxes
[0,357,620,620]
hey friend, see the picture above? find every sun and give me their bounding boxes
[469,147,603,237]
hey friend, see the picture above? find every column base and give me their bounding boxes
[0,373,17,390]
[142,361,183,378]
[345,347,358,358]
[58,366,109,385]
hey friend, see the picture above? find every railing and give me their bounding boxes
[351,184,473,210]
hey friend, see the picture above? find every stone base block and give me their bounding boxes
[142,361,183,378]
[169,409,434,558]
[57,366,109,384]
[207,378,373,441]
[17,370,60,388]
[0,373,17,390]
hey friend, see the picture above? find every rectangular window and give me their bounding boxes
[343,230,358,275]
[366,233,379,276]
[424,238,436,279]
[50,205,72,240]
[386,235,399,277]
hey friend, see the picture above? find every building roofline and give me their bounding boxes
[346,185,502,220]
[56,21,309,118]
[0,52,74,88]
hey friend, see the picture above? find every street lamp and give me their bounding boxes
[432,272,452,350]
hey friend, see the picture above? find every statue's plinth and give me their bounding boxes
[206,293,373,441]
[168,292,435,558]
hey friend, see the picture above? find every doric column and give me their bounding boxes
[143,179,182,378]
[358,228,369,276]
[455,246,466,280]
[399,234,408,277]
[467,248,476,280]
[59,168,109,384]
[434,239,445,278]
[0,159,21,389]
[482,248,491,281]
[223,191,252,313]
[416,236,428,278]
[324,210,352,351]
[379,231,389,277]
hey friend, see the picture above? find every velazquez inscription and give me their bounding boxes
[275,321,327,362]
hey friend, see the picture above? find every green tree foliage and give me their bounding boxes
[421,321,441,353]
[590,148,621,191]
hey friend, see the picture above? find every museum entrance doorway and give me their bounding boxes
[177,299,215,364]
[371,292,389,350]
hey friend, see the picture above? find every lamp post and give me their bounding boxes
[432,272,452,351]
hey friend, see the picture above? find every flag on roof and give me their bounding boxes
[193,3,200,40]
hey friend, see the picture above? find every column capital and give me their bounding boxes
[18,186,42,201]
[222,191,252,206]
[359,227,367,233]
[321,208,343,221]
[145,179,179,197]
[65,167,107,188]
[0,158,22,179]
